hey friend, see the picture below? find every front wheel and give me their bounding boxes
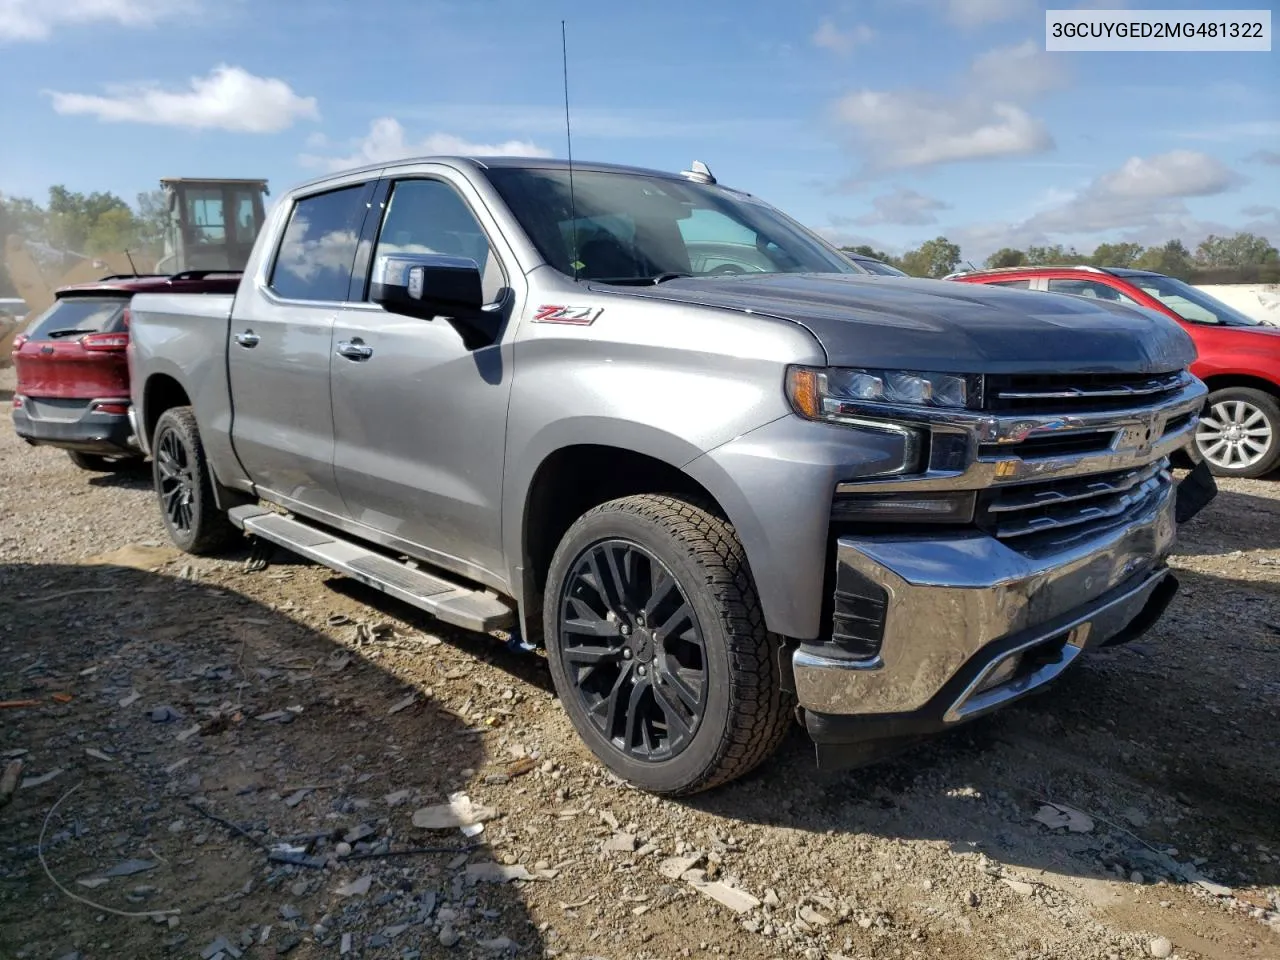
[151,406,238,555]
[543,494,793,796]
[1195,387,1280,479]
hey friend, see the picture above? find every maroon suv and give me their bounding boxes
[10,271,240,471]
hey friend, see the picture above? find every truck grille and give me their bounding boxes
[984,371,1187,413]
[977,459,1171,541]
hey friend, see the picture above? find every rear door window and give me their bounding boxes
[269,183,372,302]
[25,297,128,341]
[987,279,1032,288]
[1046,278,1139,304]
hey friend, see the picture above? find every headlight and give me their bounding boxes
[786,366,981,422]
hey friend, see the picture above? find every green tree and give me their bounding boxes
[1090,242,1145,268]
[44,186,132,252]
[86,207,144,258]
[1024,244,1088,266]
[899,236,961,278]
[1195,232,1279,268]
[134,189,169,253]
[0,193,51,298]
[840,243,897,265]
[985,247,1026,269]
[1134,239,1193,279]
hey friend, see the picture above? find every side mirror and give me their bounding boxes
[370,253,484,319]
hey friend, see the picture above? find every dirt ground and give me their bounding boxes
[1,365,1277,960]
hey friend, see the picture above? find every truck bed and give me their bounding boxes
[128,292,238,468]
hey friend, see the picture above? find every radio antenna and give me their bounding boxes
[561,19,580,279]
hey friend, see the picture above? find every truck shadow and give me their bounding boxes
[213,549,1278,906]
[1169,486,1280,556]
[0,562,544,960]
[293,550,1279,906]
[686,565,1279,898]
[84,464,152,489]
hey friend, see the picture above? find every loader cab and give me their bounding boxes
[155,177,269,274]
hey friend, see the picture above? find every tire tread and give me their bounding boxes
[567,493,794,795]
[153,406,238,555]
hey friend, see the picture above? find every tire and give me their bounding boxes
[543,494,793,796]
[67,451,141,472]
[1195,387,1280,479]
[151,406,238,555]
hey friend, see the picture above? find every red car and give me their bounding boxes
[10,271,240,471]
[948,265,1280,479]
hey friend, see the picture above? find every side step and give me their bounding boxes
[228,505,515,634]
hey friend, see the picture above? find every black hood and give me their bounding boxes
[594,273,1197,375]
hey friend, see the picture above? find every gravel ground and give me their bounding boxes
[1,364,1278,960]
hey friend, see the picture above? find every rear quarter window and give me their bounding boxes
[25,297,128,341]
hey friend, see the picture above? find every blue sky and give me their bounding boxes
[0,0,1275,261]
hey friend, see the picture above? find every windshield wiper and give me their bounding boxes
[46,328,96,338]
[591,273,694,286]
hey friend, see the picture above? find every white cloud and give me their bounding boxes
[300,117,550,172]
[946,150,1249,261]
[834,92,1052,173]
[1248,149,1280,166]
[811,18,874,55]
[854,187,951,226]
[942,0,1032,26]
[1093,150,1242,200]
[0,0,193,41]
[1179,120,1280,142]
[968,40,1068,99]
[47,64,318,133]
[830,40,1067,176]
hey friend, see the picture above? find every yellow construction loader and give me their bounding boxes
[1,177,268,366]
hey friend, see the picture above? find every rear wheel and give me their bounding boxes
[67,451,141,472]
[543,494,792,796]
[1195,387,1280,479]
[151,406,238,555]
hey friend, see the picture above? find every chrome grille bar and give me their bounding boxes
[981,467,1170,540]
[996,372,1186,402]
[985,460,1165,514]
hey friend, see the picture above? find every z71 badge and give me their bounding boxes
[532,305,603,325]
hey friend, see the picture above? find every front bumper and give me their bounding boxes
[795,476,1179,762]
[12,398,136,455]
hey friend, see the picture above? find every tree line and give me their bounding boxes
[0,186,168,298]
[3,183,1278,301]
[842,232,1280,284]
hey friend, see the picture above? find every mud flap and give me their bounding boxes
[1175,459,1217,524]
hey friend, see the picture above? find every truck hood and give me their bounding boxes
[597,273,1197,374]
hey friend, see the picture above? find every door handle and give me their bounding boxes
[336,338,373,361]
[233,330,260,348]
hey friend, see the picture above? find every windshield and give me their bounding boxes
[25,297,127,341]
[1126,273,1263,327]
[484,167,859,283]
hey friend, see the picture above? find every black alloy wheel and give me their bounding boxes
[150,406,237,555]
[556,538,708,762]
[542,494,793,796]
[156,425,196,534]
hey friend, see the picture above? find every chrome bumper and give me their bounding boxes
[794,476,1177,720]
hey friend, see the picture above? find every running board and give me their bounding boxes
[228,505,515,634]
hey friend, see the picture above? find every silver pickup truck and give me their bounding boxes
[127,156,1216,795]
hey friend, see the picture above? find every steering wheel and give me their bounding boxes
[709,263,747,276]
